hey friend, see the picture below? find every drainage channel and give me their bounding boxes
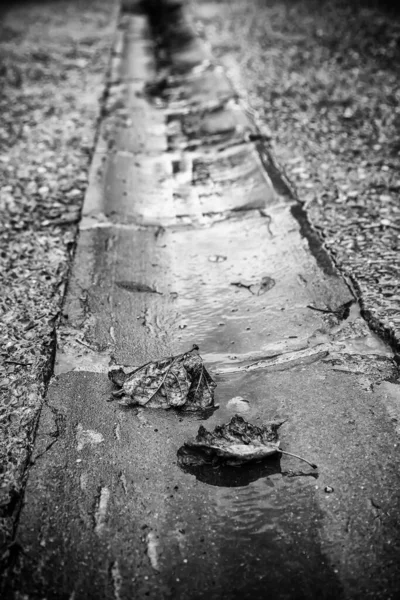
[4,1,400,598]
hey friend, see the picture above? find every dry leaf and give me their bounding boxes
[108,345,216,410]
[180,415,317,468]
[182,415,281,465]
[230,276,275,296]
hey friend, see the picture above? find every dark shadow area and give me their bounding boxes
[289,0,400,16]
[177,447,319,486]
[291,203,339,277]
[177,446,283,486]
[141,0,198,73]
[1,0,69,16]
[0,0,84,27]
[347,0,400,14]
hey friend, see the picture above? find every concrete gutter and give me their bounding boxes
[3,0,400,598]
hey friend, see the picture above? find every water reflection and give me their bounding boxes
[178,448,318,487]
[177,447,282,487]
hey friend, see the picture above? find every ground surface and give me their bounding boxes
[2,0,400,598]
[0,0,117,551]
[192,0,400,349]
[2,1,400,598]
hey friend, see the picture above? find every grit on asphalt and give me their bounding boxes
[192,0,400,347]
[0,0,118,551]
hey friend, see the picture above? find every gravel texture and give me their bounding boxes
[193,0,400,349]
[0,0,117,552]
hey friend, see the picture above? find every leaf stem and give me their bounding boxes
[279,449,317,469]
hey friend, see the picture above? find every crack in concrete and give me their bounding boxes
[31,402,66,464]
[258,209,274,237]
[81,207,272,230]
[291,203,340,278]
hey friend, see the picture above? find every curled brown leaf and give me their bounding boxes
[108,345,217,411]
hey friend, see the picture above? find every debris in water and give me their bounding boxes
[254,275,276,295]
[307,300,352,320]
[116,281,161,294]
[208,254,227,263]
[179,415,317,468]
[231,275,275,296]
[108,345,216,411]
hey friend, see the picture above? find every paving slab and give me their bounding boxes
[82,143,281,225]
[60,205,352,369]
[166,100,255,150]
[156,67,235,112]
[9,364,400,599]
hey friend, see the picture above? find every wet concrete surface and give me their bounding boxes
[11,367,400,598]
[4,1,400,598]
[191,0,400,350]
[8,363,400,599]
